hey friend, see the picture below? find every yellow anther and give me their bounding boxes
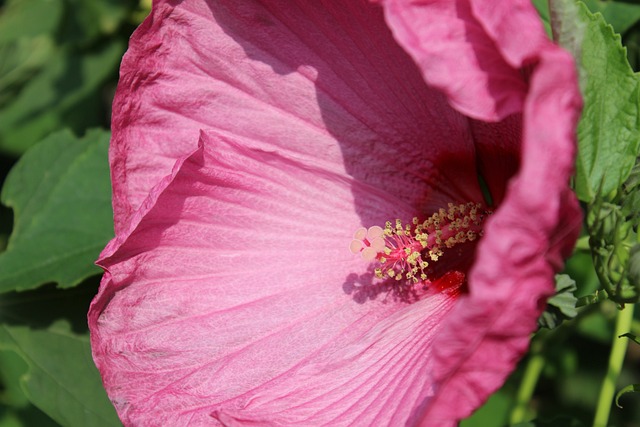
[351,202,490,288]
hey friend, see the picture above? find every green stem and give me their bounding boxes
[509,337,545,424]
[508,304,601,424]
[593,304,635,427]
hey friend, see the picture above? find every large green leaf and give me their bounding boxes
[0,129,113,292]
[0,283,120,427]
[574,3,640,201]
[0,322,120,427]
[0,350,60,427]
[0,42,123,155]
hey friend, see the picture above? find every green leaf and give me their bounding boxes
[582,0,640,34]
[0,36,56,108]
[0,321,120,427]
[0,350,60,427]
[574,3,640,202]
[0,129,113,292]
[0,41,124,155]
[0,349,30,408]
[0,0,64,42]
[0,282,112,426]
[538,274,579,329]
[615,383,640,408]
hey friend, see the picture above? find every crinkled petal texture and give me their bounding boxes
[93,134,463,426]
[91,0,582,426]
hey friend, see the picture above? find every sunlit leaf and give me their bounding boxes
[573,3,640,201]
[0,129,113,292]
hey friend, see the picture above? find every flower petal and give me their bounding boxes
[381,0,536,121]
[95,0,584,425]
[376,1,583,423]
[91,132,461,426]
[110,0,482,235]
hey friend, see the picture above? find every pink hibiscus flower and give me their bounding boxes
[89,0,582,425]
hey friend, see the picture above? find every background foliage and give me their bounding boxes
[0,0,639,426]
[0,0,145,424]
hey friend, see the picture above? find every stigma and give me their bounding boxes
[350,202,491,285]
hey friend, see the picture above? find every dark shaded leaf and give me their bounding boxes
[538,275,579,329]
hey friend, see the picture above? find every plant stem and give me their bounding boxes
[593,304,635,427]
[509,336,545,424]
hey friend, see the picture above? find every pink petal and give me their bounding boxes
[91,133,461,426]
[93,0,584,425]
[110,0,484,236]
[381,0,531,121]
[377,0,583,423]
